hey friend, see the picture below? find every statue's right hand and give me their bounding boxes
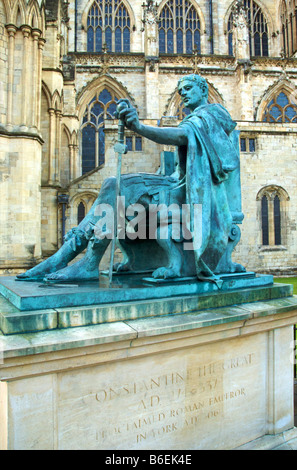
[115,99,131,117]
[64,228,76,241]
[118,105,140,132]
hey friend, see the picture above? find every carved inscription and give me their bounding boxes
[94,353,255,445]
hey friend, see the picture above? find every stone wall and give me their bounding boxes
[0,135,43,272]
[0,0,297,275]
[0,1,7,126]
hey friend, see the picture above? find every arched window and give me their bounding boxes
[274,195,281,246]
[77,202,86,224]
[81,88,120,174]
[258,186,289,247]
[227,14,234,56]
[159,0,201,54]
[281,1,288,56]
[87,0,131,52]
[262,90,297,123]
[228,0,269,57]
[261,195,269,245]
[281,0,297,57]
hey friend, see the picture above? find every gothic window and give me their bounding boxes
[158,0,201,54]
[228,14,234,56]
[228,0,269,57]
[258,186,289,247]
[261,194,281,246]
[261,195,269,245]
[263,91,297,123]
[77,202,86,224]
[87,0,131,52]
[281,0,297,56]
[81,88,120,174]
[274,195,281,245]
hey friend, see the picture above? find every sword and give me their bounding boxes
[108,99,130,286]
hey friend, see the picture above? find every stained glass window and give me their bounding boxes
[228,14,234,56]
[87,0,131,52]
[258,187,287,247]
[281,0,297,57]
[274,195,281,245]
[228,0,269,57]
[81,88,120,174]
[263,91,297,123]
[261,195,269,245]
[159,0,201,54]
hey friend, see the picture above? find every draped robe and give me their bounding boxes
[178,103,239,279]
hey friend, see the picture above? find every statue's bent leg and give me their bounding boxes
[16,177,117,281]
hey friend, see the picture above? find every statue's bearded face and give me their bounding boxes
[178,79,207,111]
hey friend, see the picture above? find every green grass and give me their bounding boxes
[274,277,297,295]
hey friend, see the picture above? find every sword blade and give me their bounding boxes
[108,149,124,285]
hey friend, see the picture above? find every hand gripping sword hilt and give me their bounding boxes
[114,99,131,151]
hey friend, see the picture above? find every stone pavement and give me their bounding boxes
[236,428,297,450]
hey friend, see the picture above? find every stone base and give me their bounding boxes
[1,282,297,450]
[0,272,273,311]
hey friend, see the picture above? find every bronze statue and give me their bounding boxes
[17,74,245,283]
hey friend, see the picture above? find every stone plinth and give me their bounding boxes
[0,282,297,450]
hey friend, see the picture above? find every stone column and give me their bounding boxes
[20,26,31,130]
[232,3,254,121]
[142,1,160,119]
[5,24,17,130]
[31,29,42,132]
[55,110,62,184]
[69,144,75,181]
[233,3,250,60]
[268,197,276,246]
[37,37,46,130]
[48,108,56,185]
[73,144,79,180]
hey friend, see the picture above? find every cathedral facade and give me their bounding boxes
[0,0,297,275]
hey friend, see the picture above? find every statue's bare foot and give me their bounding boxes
[16,259,68,281]
[16,230,89,281]
[44,258,99,282]
[152,266,180,279]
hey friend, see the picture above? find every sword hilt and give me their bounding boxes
[114,99,131,153]
[115,99,131,149]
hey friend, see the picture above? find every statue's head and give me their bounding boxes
[177,74,209,99]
